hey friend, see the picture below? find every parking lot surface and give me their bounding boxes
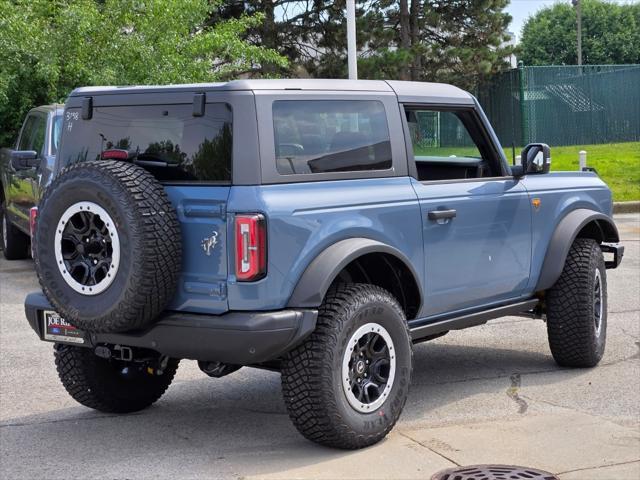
[1,214,638,480]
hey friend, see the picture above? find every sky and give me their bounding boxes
[507,0,638,40]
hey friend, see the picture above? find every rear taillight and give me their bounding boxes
[235,214,266,282]
[29,206,38,258]
[29,207,38,238]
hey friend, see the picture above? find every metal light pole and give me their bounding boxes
[572,0,582,65]
[346,0,358,79]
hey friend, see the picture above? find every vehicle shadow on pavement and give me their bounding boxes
[0,340,593,479]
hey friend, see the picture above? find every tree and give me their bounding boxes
[0,0,287,145]
[520,0,640,66]
[355,0,514,88]
[215,1,514,89]
[206,0,343,77]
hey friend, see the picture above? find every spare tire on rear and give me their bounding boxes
[35,160,181,333]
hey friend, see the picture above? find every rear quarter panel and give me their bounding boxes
[522,171,613,292]
[225,178,423,311]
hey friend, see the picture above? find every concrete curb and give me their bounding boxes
[613,201,640,214]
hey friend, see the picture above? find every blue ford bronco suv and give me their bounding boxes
[25,79,623,449]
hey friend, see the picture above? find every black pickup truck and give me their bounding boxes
[0,105,63,259]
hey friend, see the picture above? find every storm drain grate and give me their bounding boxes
[431,464,558,480]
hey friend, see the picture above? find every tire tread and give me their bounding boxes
[54,344,178,413]
[281,283,412,449]
[36,161,181,332]
[546,238,606,368]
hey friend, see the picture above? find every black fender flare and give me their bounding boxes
[535,208,619,291]
[287,238,422,309]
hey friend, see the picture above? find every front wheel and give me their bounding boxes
[54,344,179,413]
[546,238,607,367]
[281,284,413,449]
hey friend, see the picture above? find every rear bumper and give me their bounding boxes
[601,242,624,269]
[24,292,317,365]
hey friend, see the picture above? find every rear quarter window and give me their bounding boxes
[59,103,232,183]
[51,114,63,154]
[273,100,392,175]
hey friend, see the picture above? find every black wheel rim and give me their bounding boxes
[61,211,113,285]
[594,269,603,336]
[54,202,120,295]
[342,323,396,412]
[348,332,391,404]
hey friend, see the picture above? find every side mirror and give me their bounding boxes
[10,150,39,170]
[521,143,551,174]
[510,164,525,178]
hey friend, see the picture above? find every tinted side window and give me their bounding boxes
[31,115,46,154]
[60,103,232,183]
[51,114,63,154]
[18,116,37,150]
[273,100,392,175]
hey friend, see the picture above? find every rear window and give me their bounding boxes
[59,103,232,183]
[273,100,392,175]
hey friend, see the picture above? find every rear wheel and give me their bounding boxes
[546,238,607,367]
[281,284,412,449]
[1,201,30,260]
[54,344,179,413]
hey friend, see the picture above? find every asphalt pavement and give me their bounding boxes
[1,214,638,480]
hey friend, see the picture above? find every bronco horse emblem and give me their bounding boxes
[201,231,219,256]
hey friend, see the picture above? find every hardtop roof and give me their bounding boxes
[69,79,475,105]
[31,104,65,114]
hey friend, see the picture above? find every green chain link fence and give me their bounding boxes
[475,65,640,150]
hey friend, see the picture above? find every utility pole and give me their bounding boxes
[572,0,582,65]
[346,0,358,79]
[518,61,528,147]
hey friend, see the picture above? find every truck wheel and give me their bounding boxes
[281,284,413,449]
[54,344,179,413]
[1,201,30,260]
[35,161,181,333]
[546,238,607,367]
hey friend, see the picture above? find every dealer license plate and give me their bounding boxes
[42,311,86,344]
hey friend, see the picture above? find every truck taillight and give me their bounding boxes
[29,207,38,238]
[235,214,266,282]
[29,206,38,258]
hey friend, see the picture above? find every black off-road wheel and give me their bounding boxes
[546,238,607,368]
[54,344,179,413]
[35,161,181,333]
[281,284,413,449]
[1,201,30,260]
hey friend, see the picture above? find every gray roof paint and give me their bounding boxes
[32,104,65,115]
[386,80,475,105]
[69,79,474,104]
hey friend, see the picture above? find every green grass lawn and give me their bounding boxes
[416,141,639,201]
[546,142,640,202]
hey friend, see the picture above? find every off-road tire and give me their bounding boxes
[281,283,413,449]
[1,201,30,260]
[54,344,179,413]
[546,238,607,367]
[35,161,181,333]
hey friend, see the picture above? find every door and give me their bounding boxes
[403,107,532,317]
[7,113,45,231]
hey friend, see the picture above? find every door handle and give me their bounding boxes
[428,209,457,221]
